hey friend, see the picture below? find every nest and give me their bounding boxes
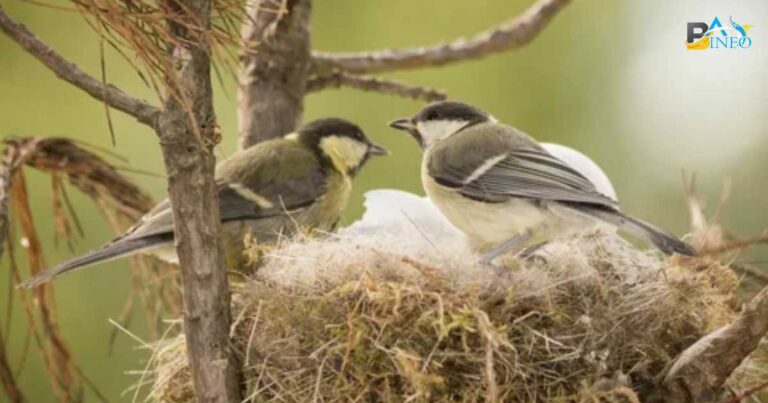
[143,212,766,402]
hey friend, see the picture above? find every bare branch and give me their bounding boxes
[656,284,768,402]
[0,145,22,264]
[311,0,571,74]
[306,71,447,102]
[238,0,312,149]
[0,5,160,127]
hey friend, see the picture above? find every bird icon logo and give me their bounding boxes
[730,16,753,37]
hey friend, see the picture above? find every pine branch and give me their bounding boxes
[0,5,160,127]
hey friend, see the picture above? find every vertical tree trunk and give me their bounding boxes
[156,0,241,401]
[238,0,312,149]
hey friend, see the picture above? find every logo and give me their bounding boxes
[686,17,753,50]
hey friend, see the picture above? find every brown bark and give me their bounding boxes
[0,146,17,264]
[237,0,312,148]
[156,0,241,401]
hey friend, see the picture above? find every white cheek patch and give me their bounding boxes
[319,136,369,173]
[416,120,469,148]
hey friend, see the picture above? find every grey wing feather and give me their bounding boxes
[18,234,171,288]
[431,139,618,209]
[469,149,618,207]
[216,172,324,223]
[572,205,697,256]
[119,177,324,242]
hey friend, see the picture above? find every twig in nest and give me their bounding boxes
[731,263,768,284]
[659,283,768,401]
[700,233,768,257]
[311,0,571,74]
[727,379,768,403]
[307,71,447,102]
[0,5,160,127]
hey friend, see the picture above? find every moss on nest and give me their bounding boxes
[138,227,767,402]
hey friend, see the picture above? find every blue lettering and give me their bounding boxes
[711,36,728,48]
[739,37,753,48]
[710,17,728,37]
[691,17,753,50]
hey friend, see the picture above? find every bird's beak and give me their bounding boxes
[368,143,389,156]
[388,118,415,132]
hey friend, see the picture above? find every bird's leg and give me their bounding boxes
[479,230,532,265]
[519,241,548,262]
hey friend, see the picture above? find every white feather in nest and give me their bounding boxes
[341,189,468,252]
[257,144,619,288]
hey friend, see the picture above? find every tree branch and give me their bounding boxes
[155,0,241,401]
[306,71,447,102]
[238,0,312,149]
[0,5,160,127]
[656,284,768,402]
[311,0,571,74]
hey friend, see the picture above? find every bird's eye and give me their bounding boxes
[425,111,439,121]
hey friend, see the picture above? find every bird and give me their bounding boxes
[388,101,696,262]
[730,16,753,37]
[20,118,388,288]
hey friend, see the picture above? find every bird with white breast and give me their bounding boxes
[389,101,696,262]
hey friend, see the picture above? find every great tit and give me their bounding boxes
[389,101,696,261]
[20,118,387,287]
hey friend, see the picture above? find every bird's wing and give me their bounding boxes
[215,139,327,221]
[120,140,326,241]
[427,125,619,210]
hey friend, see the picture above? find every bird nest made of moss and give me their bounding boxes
[139,190,766,402]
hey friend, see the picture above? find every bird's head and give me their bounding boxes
[388,101,495,149]
[293,118,388,176]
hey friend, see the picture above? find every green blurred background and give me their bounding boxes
[1,0,767,400]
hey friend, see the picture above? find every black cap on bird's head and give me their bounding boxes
[296,118,388,176]
[388,101,493,148]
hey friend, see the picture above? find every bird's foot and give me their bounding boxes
[478,231,532,265]
[518,242,549,265]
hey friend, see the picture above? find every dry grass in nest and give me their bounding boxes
[143,225,765,402]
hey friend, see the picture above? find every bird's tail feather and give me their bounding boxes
[18,235,169,288]
[574,206,697,256]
